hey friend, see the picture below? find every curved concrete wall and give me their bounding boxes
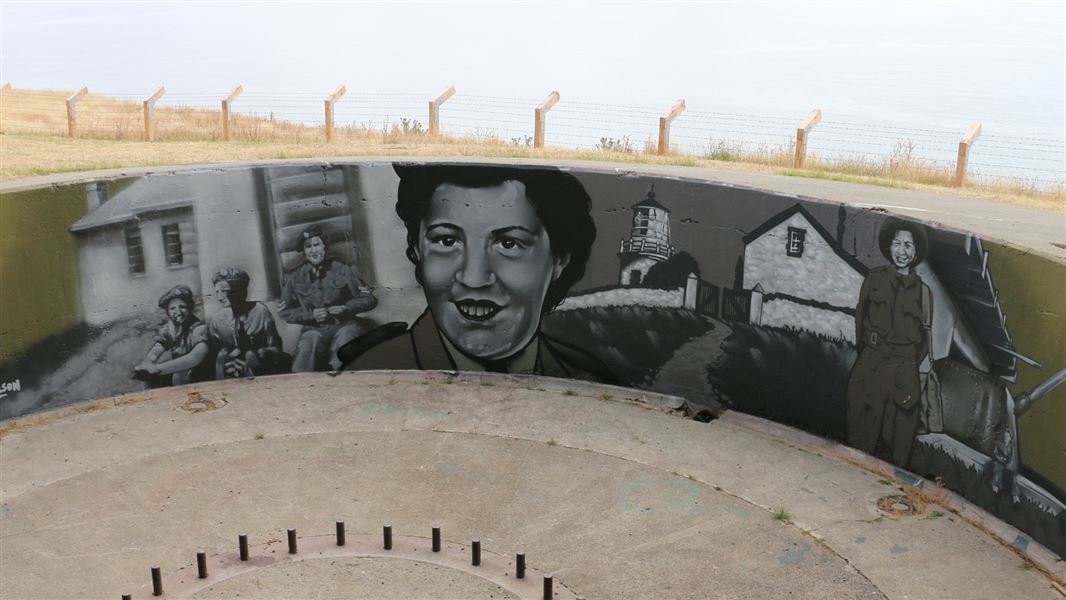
[1,160,1063,555]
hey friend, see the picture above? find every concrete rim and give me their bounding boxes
[1,156,1061,262]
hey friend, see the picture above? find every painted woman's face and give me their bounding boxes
[416,180,569,361]
[166,298,190,324]
[890,230,917,270]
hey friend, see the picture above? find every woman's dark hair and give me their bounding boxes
[393,163,597,312]
[157,285,195,310]
[877,217,929,266]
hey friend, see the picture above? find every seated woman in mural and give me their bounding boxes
[846,217,933,467]
[134,285,213,386]
[208,267,289,378]
[280,225,378,371]
[339,164,616,383]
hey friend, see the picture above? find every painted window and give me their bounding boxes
[629,270,642,285]
[786,227,806,257]
[124,223,146,275]
[162,223,184,267]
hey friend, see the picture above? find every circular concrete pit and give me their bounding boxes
[1,372,1061,599]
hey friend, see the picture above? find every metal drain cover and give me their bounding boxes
[877,494,920,516]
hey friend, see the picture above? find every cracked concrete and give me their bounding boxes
[1,372,1062,599]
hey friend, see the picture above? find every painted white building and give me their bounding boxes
[741,205,866,342]
[70,179,207,325]
[66,166,423,347]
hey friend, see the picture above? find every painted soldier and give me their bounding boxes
[134,285,213,386]
[846,218,933,467]
[280,225,377,371]
[339,165,616,384]
[208,267,288,378]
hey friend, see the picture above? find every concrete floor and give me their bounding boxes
[1,371,1062,599]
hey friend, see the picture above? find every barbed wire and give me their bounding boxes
[3,88,1062,187]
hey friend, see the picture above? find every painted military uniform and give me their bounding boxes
[207,302,286,378]
[338,310,618,384]
[846,266,931,466]
[151,317,212,385]
[280,258,377,371]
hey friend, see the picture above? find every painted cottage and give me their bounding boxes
[741,204,866,342]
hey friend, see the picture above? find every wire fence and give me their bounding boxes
[1,87,1063,191]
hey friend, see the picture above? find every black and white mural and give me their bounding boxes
[0,162,1062,555]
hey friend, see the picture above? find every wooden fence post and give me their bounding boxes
[221,84,243,141]
[657,99,686,156]
[324,85,346,143]
[428,85,456,138]
[66,86,88,138]
[533,91,560,149]
[794,109,822,168]
[142,86,166,142]
[954,121,982,186]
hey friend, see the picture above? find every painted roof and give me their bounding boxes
[926,232,1017,381]
[69,180,193,233]
[741,203,869,276]
[632,186,668,211]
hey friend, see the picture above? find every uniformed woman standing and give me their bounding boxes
[846,218,933,467]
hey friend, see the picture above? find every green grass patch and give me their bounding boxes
[780,169,912,190]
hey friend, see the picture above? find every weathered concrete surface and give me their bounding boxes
[1,157,1062,262]
[1,372,1062,599]
[192,556,518,599]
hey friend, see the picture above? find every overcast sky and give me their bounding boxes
[1,1,1064,149]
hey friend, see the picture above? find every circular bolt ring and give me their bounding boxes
[138,533,580,600]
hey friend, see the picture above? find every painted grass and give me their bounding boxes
[1,88,1062,212]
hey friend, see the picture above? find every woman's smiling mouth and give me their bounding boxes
[453,299,504,321]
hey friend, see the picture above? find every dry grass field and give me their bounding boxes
[1,88,1062,212]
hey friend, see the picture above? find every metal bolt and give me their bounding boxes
[471,539,481,566]
[543,573,553,600]
[336,521,346,546]
[431,524,441,552]
[197,550,207,579]
[239,533,249,561]
[287,528,298,554]
[516,552,526,579]
[383,524,393,550]
[151,565,163,596]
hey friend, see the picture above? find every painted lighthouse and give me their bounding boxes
[618,186,676,285]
